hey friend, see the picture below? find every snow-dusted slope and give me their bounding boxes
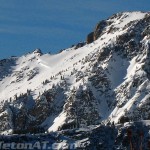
[0,11,150,134]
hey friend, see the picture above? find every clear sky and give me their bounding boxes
[0,0,149,59]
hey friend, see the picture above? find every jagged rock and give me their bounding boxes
[94,20,107,40]
[74,42,85,49]
[33,48,43,55]
[86,32,94,44]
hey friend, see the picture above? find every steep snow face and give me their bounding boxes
[0,11,150,134]
[110,12,146,28]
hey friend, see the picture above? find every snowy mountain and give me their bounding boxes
[0,11,150,138]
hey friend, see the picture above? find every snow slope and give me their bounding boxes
[0,11,150,134]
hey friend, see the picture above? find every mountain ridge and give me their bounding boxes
[0,11,150,136]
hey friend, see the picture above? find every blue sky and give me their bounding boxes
[0,0,150,59]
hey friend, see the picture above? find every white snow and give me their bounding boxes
[48,111,67,132]
[112,12,146,28]
[0,11,149,130]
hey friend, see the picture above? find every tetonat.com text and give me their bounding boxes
[0,141,80,149]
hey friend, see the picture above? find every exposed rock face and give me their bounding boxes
[33,48,43,56]
[86,32,94,44]
[94,20,107,40]
[86,20,108,43]
[74,42,85,49]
